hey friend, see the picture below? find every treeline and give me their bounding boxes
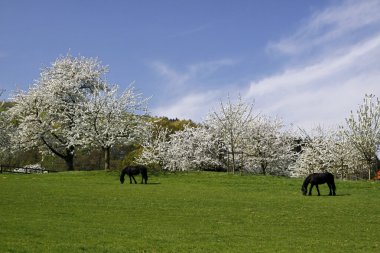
[1,55,380,179]
[0,111,194,171]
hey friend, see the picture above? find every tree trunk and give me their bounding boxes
[261,163,267,175]
[65,146,75,171]
[65,156,74,171]
[104,146,111,171]
[41,137,76,171]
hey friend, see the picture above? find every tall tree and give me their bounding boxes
[8,55,107,170]
[244,116,296,175]
[206,96,257,173]
[294,126,364,179]
[164,125,223,171]
[344,94,380,179]
[76,84,149,171]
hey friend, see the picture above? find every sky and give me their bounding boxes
[1,0,380,130]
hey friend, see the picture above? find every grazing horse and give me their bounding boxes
[301,172,336,196]
[120,165,148,184]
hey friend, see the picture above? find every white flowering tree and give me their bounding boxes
[0,112,11,162]
[137,123,171,169]
[344,94,380,179]
[293,126,363,178]
[331,127,363,178]
[8,55,108,170]
[293,127,335,176]
[244,116,296,175]
[75,84,149,170]
[165,125,223,171]
[206,96,257,173]
[0,90,11,161]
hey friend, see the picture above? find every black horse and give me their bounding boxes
[301,172,336,196]
[120,165,148,184]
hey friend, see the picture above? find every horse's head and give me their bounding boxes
[120,172,125,184]
[301,185,307,195]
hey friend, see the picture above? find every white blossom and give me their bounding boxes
[75,83,149,170]
[344,94,380,178]
[206,95,257,173]
[7,55,108,170]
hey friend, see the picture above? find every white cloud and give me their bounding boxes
[268,0,380,55]
[150,61,190,88]
[151,0,380,130]
[151,90,222,121]
[245,0,380,130]
[150,59,237,88]
[247,33,380,98]
[149,59,239,120]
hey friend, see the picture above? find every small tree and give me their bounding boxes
[206,96,257,173]
[294,126,364,179]
[165,125,223,171]
[293,127,334,176]
[244,116,296,175]
[344,94,380,179]
[137,123,171,169]
[0,90,11,163]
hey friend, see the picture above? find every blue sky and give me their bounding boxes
[1,0,380,130]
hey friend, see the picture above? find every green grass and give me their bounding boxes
[0,171,379,252]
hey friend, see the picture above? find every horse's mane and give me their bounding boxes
[302,174,312,188]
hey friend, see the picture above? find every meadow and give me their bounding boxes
[0,171,379,252]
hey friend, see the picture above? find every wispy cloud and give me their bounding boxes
[246,0,380,130]
[151,59,237,85]
[268,0,380,55]
[150,61,190,88]
[248,33,380,97]
[151,90,223,121]
[149,59,239,120]
[150,58,238,92]
[151,0,380,128]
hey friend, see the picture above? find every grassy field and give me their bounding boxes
[0,171,379,253]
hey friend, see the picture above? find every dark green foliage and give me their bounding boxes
[153,116,197,134]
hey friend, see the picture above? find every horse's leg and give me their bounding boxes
[131,175,137,184]
[328,183,332,196]
[331,181,336,196]
[315,184,320,196]
[129,175,133,184]
[308,184,314,195]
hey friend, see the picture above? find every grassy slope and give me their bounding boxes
[0,171,379,253]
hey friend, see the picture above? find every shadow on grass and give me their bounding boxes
[305,193,351,197]
[120,182,161,185]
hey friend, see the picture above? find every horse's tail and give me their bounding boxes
[330,174,336,193]
[120,168,126,184]
[140,166,148,183]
